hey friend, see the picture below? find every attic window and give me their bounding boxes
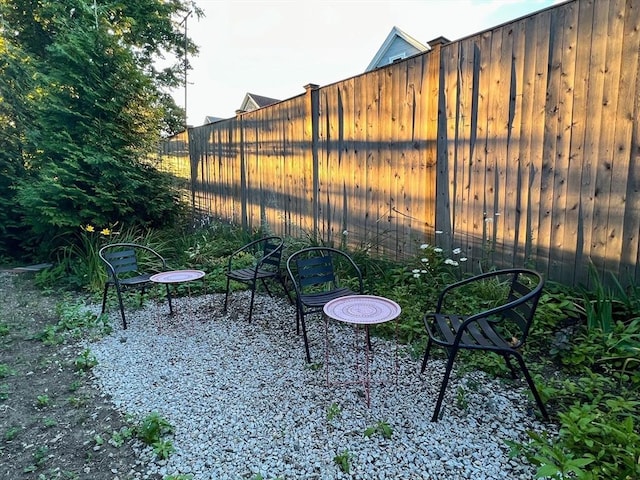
[389,53,406,64]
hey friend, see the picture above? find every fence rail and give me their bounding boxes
[159,0,640,288]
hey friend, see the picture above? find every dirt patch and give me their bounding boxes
[0,272,159,479]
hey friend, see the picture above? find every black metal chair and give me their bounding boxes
[420,268,548,422]
[99,243,172,329]
[223,236,292,322]
[287,247,364,363]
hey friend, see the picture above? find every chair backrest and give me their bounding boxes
[459,269,543,347]
[258,236,284,273]
[99,243,166,281]
[287,247,363,295]
[502,269,544,344]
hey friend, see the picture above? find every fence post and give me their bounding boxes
[305,83,320,243]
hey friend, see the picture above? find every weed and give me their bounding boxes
[153,439,175,459]
[364,420,393,439]
[68,379,82,392]
[24,446,49,472]
[0,322,9,336]
[67,395,86,408]
[0,363,15,378]
[456,386,469,411]
[333,449,352,473]
[0,383,9,400]
[326,402,342,422]
[165,475,194,480]
[37,325,63,345]
[43,417,57,428]
[4,426,20,441]
[109,426,134,447]
[74,349,98,371]
[135,412,175,459]
[36,394,50,408]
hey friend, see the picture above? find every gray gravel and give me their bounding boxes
[86,291,552,479]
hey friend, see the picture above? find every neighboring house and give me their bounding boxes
[203,115,224,124]
[366,26,443,71]
[237,93,280,113]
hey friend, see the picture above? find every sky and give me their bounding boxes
[174,0,562,126]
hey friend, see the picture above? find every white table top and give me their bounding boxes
[149,270,205,284]
[323,295,401,325]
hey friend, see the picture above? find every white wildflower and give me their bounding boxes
[460,257,468,262]
[434,247,443,253]
[421,258,429,263]
[342,230,348,235]
[413,273,420,278]
[444,259,459,266]
[412,269,420,274]
[421,269,428,274]
[420,243,429,249]
[435,230,443,234]
[452,248,461,255]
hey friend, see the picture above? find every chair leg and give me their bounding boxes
[431,346,459,422]
[421,338,433,373]
[512,353,549,421]
[101,284,110,315]
[502,353,519,379]
[300,313,311,363]
[280,278,293,304]
[247,283,257,322]
[223,276,231,312]
[260,279,273,297]
[114,286,127,330]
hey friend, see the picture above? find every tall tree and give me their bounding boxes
[0,0,202,259]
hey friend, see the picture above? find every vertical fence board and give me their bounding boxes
[505,19,526,268]
[603,0,638,278]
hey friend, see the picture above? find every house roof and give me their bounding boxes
[239,93,281,112]
[204,116,224,124]
[365,26,430,72]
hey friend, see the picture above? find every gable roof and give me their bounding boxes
[365,26,430,72]
[239,93,281,112]
[204,115,224,124]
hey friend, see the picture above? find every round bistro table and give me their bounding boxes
[323,295,402,407]
[150,270,206,328]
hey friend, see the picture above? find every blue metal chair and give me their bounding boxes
[223,236,292,322]
[287,247,364,363]
[99,243,172,329]
[420,268,548,422]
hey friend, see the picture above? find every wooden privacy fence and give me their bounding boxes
[159,0,640,288]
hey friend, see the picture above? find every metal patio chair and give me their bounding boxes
[287,247,364,363]
[99,243,172,329]
[420,268,548,422]
[223,236,292,322]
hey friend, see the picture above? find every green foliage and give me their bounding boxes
[0,322,10,336]
[36,394,51,408]
[363,421,393,439]
[0,364,15,378]
[0,0,202,260]
[74,349,98,372]
[326,402,342,422]
[37,300,111,345]
[333,449,352,473]
[4,426,20,441]
[0,383,9,401]
[136,412,175,460]
[109,426,134,448]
